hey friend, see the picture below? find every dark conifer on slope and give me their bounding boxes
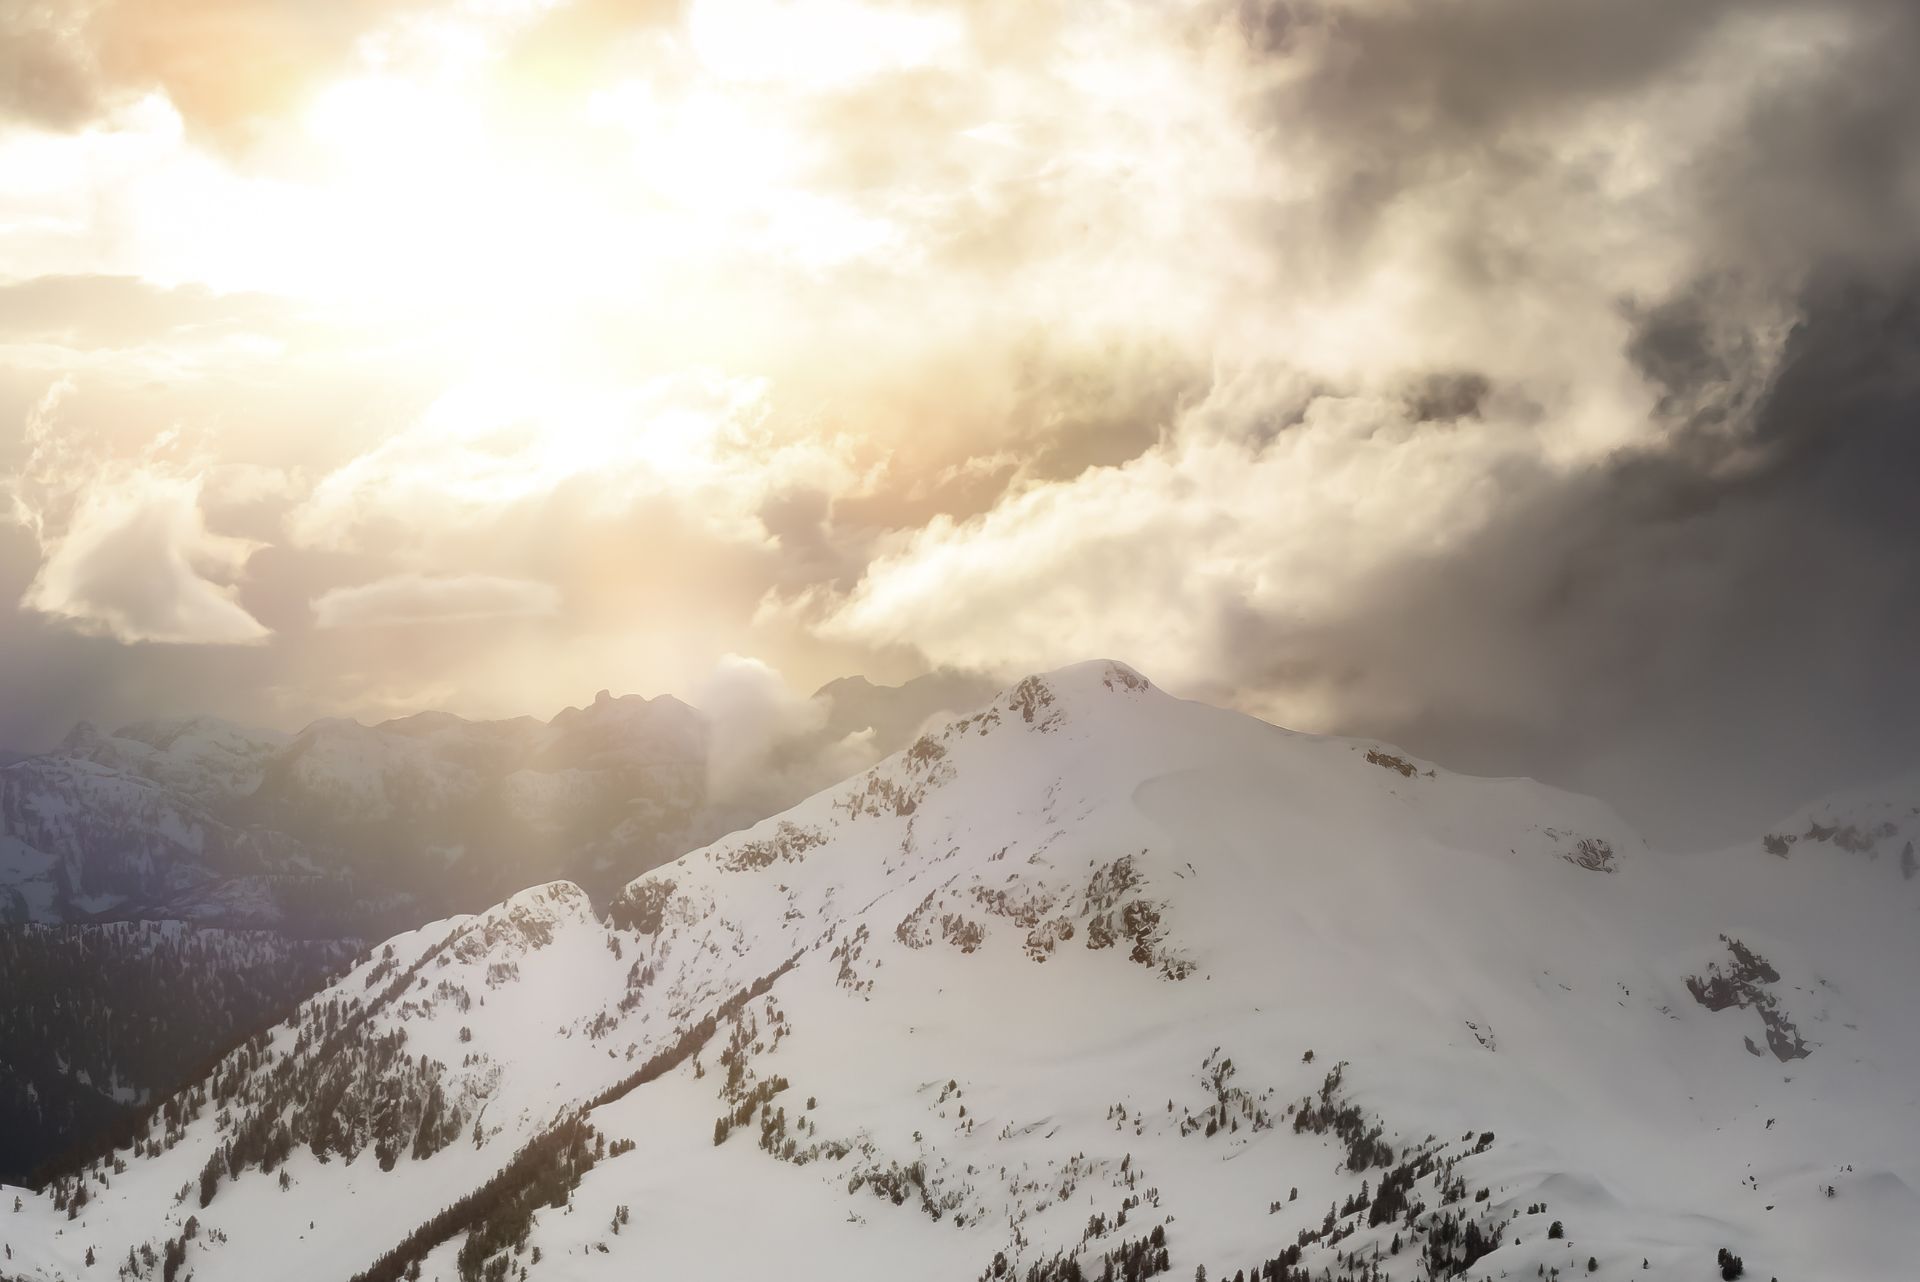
[0,923,355,1182]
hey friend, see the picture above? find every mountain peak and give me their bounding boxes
[485,879,599,940]
[810,673,877,698]
[973,659,1159,734]
[1031,657,1155,697]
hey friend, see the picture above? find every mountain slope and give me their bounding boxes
[3,661,1915,1282]
[0,675,971,1185]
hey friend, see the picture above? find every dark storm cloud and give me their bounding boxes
[1220,0,1920,299]
[1202,0,1920,836]
[1214,269,1920,842]
[1310,0,1918,820]
[823,0,1920,841]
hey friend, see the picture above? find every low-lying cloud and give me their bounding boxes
[694,654,880,814]
[311,572,562,628]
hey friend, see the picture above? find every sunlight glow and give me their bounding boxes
[0,0,938,346]
[688,0,961,88]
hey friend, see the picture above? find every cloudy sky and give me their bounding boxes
[2,0,1916,842]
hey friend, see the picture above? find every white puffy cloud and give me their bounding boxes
[5,379,270,645]
[18,472,269,645]
[694,653,879,811]
[286,369,861,557]
[810,374,1607,711]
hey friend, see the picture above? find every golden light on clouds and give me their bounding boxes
[3,0,1917,836]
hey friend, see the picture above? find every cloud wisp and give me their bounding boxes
[311,572,562,629]
[5,380,270,645]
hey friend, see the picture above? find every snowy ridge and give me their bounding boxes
[4,661,1918,1282]
[1755,772,1920,879]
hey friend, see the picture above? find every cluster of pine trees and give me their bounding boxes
[0,922,354,1181]
[1170,1051,1278,1139]
[348,952,802,1282]
[1290,1063,1394,1171]
[1196,1189,1506,1282]
[189,989,468,1208]
[995,1223,1173,1282]
[37,922,489,1218]
[346,1112,606,1282]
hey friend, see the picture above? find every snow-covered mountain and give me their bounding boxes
[0,752,289,926]
[56,720,293,812]
[1756,777,1920,881]
[4,661,1916,1282]
[0,676,980,1183]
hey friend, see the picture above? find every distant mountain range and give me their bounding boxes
[0,671,996,934]
[3,661,1915,1281]
[0,670,995,1182]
